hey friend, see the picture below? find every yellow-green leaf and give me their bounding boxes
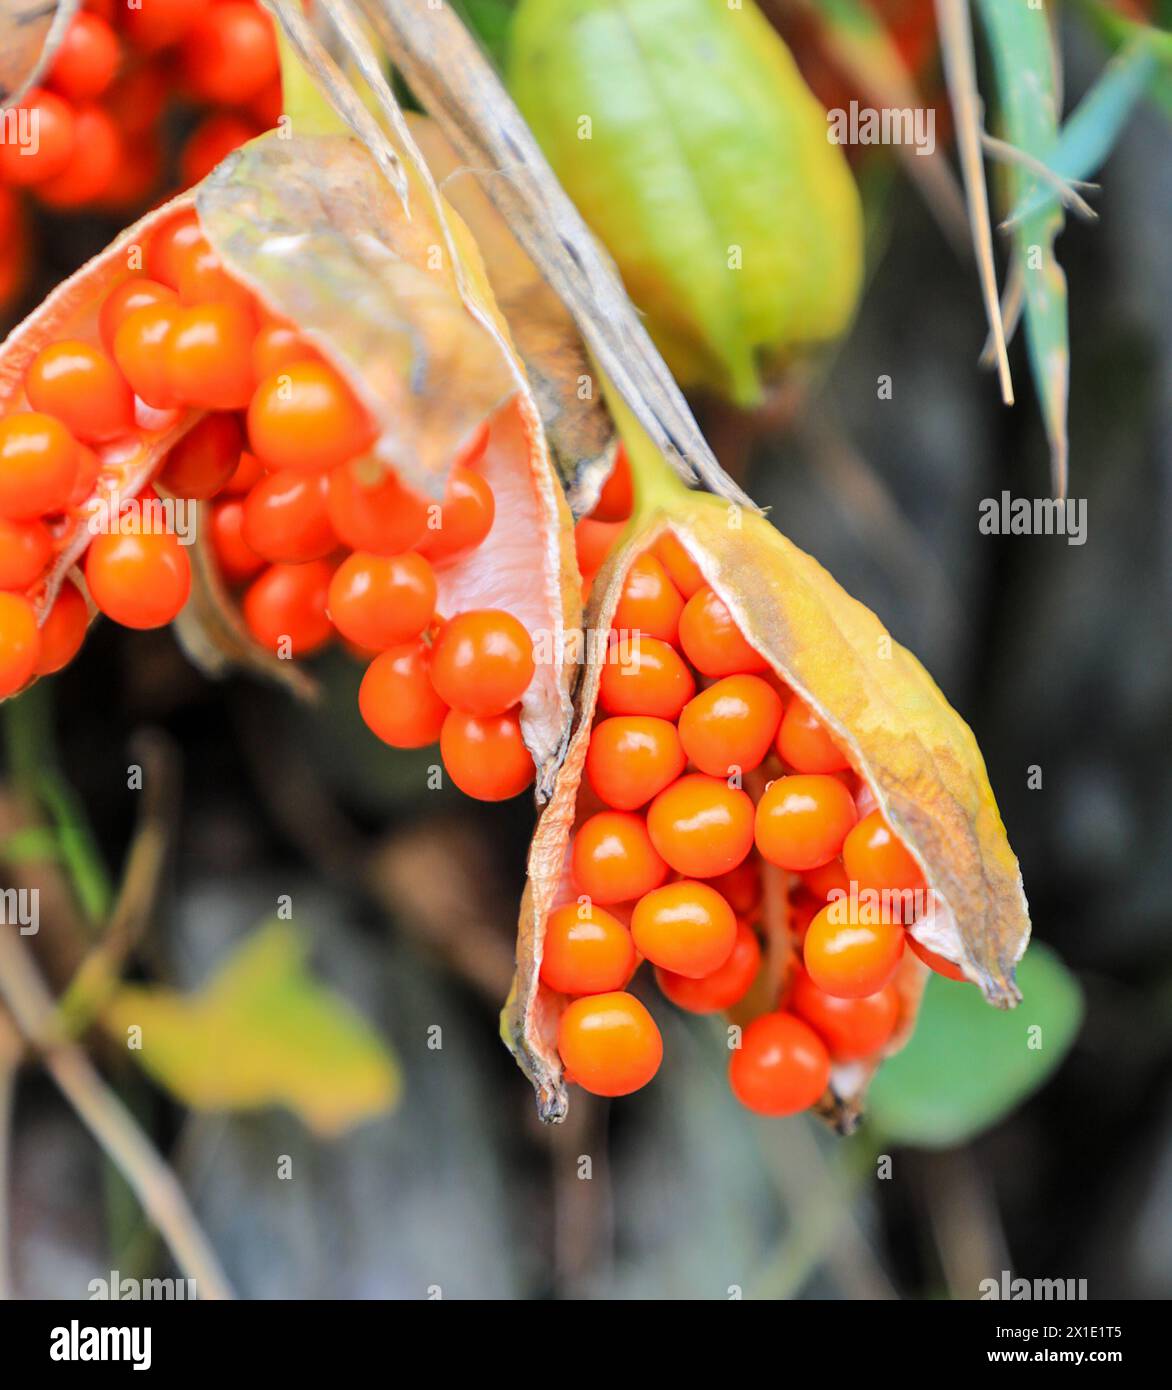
[103,921,400,1137]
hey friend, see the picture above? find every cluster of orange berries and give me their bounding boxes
[0,206,545,801]
[550,497,966,1112]
[0,0,277,220]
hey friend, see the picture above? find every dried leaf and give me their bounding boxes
[408,115,618,516]
[507,0,864,405]
[198,132,515,500]
[103,921,400,1137]
[0,0,75,108]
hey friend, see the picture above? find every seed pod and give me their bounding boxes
[508,0,864,405]
[0,0,74,109]
[504,466,1030,1126]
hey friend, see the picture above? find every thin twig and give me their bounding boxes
[934,0,1014,404]
[982,133,1098,225]
[0,1009,19,1299]
[0,929,234,1300]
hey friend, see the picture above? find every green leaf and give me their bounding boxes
[103,921,400,1136]
[1075,0,1172,119]
[976,0,1070,496]
[867,944,1083,1147]
[1006,38,1162,225]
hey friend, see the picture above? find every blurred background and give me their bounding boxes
[2,0,1170,1299]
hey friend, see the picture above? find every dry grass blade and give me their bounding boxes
[356,0,755,509]
[934,0,1014,405]
[982,133,1098,224]
[262,0,409,205]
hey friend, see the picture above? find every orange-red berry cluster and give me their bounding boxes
[0,0,278,217]
[0,207,543,801]
[551,474,966,1111]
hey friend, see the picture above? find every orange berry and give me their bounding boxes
[248,361,373,472]
[729,1012,830,1116]
[112,301,181,408]
[0,90,75,186]
[179,112,258,187]
[124,0,210,52]
[85,531,191,629]
[597,634,694,719]
[557,992,662,1097]
[843,810,925,900]
[242,560,333,657]
[631,879,737,979]
[99,278,177,355]
[678,585,768,677]
[0,413,79,520]
[182,3,278,105]
[327,552,436,651]
[222,449,264,495]
[415,467,495,563]
[0,592,41,696]
[803,903,905,998]
[775,695,851,773]
[359,641,448,748]
[209,498,264,583]
[574,517,625,578]
[241,469,335,563]
[34,578,87,675]
[801,857,850,901]
[250,321,319,381]
[326,457,428,554]
[754,773,858,871]
[34,104,123,209]
[540,902,637,995]
[907,934,968,982]
[678,673,783,777]
[429,609,534,716]
[47,14,121,101]
[653,530,704,598]
[584,715,685,811]
[0,517,52,589]
[66,444,101,510]
[440,708,534,801]
[591,444,632,522]
[146,211,204,290]
[159,413,243,499]
[656,919,761,1013]
[789,969,900,1061]
[176,241,255,314]
[25,340,133,444]
[166,301,256,410]
[612,553,684,643]
[646,773,755,879]
[571,811,667,905]
[709,859,762,918]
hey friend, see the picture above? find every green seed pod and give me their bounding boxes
[509,0,864,405]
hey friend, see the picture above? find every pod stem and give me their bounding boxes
[599,369,693,524]
[275,22,347,136]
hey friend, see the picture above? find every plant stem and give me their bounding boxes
[0,929,234,1300]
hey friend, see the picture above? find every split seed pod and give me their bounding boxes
[504,431,1030,1125]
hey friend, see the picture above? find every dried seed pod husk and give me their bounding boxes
[504,480,1030,1124]
[0,0,75,109]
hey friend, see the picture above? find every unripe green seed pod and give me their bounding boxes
[509,0,864,405]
